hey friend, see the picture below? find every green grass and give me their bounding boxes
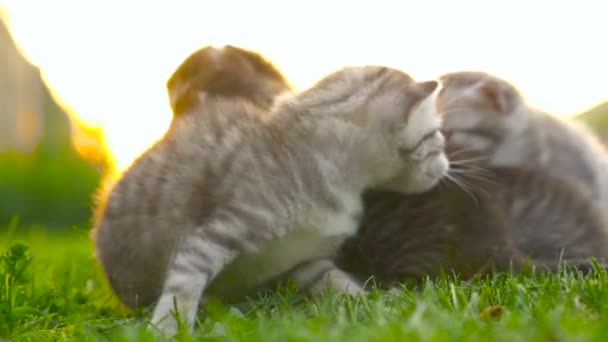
[3,225,608,341]
[0,149,101,228]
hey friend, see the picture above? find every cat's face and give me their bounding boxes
[167,45,291,115]
[436,71,524,157]
[373,78,449,194]
[344,67,449,194]
[295,66,449,193]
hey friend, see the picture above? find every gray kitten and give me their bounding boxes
[337,72,608,285]
[438,71,608,209]
[91,46,449,334]
[337,157,608,285]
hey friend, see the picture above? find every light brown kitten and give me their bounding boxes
[166,45,292,117]
[91,45,293,312]
[91,50,448,335]
[438,71,608,209]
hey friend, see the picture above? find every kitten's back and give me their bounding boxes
[535,113,608,202]
[337,166,608,285]
[498,167,608,265]
[91,45,293,309]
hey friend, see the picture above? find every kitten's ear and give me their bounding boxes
[476,81,511,113]
[166,46,218,115]
[415,80,439,95]
[225,45,287,83]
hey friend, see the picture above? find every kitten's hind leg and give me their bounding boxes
[289,258,367,296]
[150,221,244,335]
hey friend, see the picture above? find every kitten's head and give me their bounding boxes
[167,45,292,115]
[299,66,449,193]
[437,71,526,157]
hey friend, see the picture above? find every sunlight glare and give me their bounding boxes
[2,0,607,171]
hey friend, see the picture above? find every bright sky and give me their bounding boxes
[2,0,607,171]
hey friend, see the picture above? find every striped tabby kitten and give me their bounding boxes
[92,45,293,313]
[92,57,448,334]
[438,71,608,209]
[92,45,291,332]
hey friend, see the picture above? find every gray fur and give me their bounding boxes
[337,161,608,285]
[337,71,608,286]
[91,46,448,335]
[438,71,608,209]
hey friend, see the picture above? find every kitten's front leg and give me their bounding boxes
[289,258,367,296]
[150,223,241,336]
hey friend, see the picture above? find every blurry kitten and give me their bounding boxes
[167,45,292,117]
[91,49,449,335]
[438,71,608,209]
[337,72,608,286]
[92,45,293,313]
[337,154,608,285]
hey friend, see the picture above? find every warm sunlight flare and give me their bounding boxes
[3,1,607,171]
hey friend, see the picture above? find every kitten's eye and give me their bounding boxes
[400,129,440,156]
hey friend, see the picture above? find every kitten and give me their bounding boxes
[437,71,608,209]
[336,72,608,285]
[91,56,449,334]
[337,153,608,286]
[91,45,293,313]
[167,45,292,117]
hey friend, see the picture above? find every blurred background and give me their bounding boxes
[0,1,607,231]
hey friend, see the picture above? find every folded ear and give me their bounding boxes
[166,46,219,116]
[416,80,439,95]
[224,45,289,85]
[166,45,291,116]
[475,80,515,113]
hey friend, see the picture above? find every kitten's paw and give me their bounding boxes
[150,314,179,338]
[343,283,370,297]
[315,268,368,297]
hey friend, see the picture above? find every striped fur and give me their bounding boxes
[91,46,448,335]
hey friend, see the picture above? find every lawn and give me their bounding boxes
[2,222,608,342]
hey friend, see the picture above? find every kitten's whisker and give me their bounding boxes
[462,178,491,198]
[449,168,497,186]
[449,163,495,176]
[449,169,493,198]
[449,156,490,165]
[450,166,495,179]
[445,172,479,207]
[462,178,491,199]
[446,148,474,158]
[449,159,494,174]
[449,162,493,174]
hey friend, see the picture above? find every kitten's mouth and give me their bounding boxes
[422,153,450,182]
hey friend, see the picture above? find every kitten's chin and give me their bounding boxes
[379,154,449,194]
